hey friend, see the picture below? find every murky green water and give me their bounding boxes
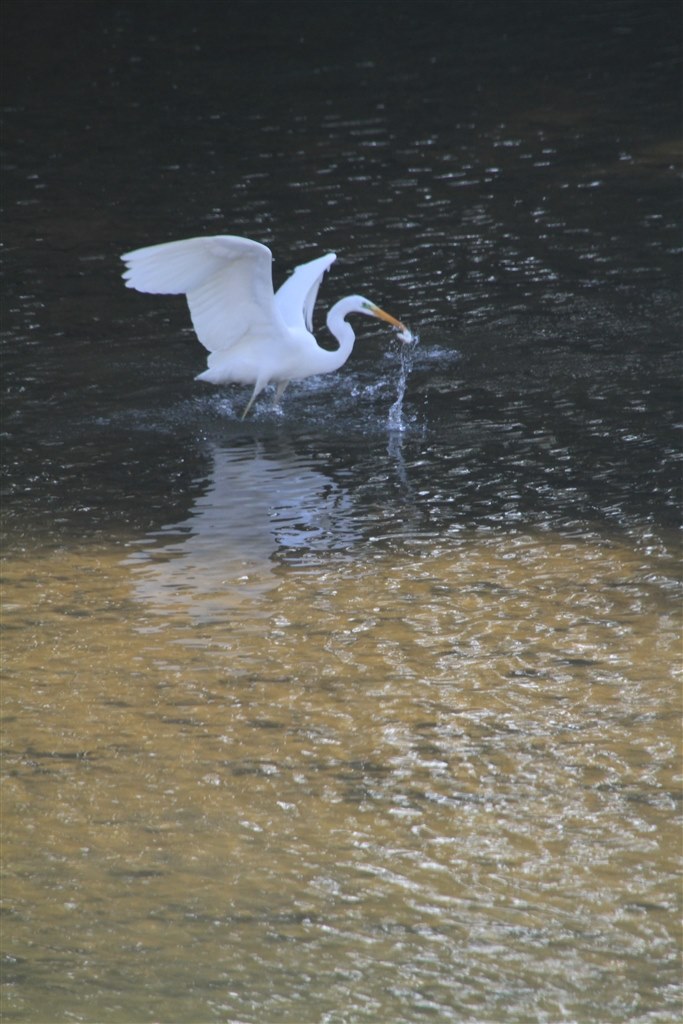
[2,2,681,1021]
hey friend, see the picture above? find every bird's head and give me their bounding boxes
[356,297,413,342]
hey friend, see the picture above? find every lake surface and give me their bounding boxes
[2,2,681,1022]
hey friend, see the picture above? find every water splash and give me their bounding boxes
[387,330,418,433]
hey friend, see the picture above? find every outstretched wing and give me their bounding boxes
[274,252,337,332]
[121,235,288,353]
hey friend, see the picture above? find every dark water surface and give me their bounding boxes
[2,2,681,1022]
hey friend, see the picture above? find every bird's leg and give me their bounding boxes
[272,380,289,408]
[241,382,263,420]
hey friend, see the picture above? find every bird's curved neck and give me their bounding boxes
[321,296,360,372]
[305,296,356,372]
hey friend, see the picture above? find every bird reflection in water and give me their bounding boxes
[125,443,359,622]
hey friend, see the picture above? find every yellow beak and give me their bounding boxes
[369,304,408,334]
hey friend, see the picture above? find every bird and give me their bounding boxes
[121,234,411,418]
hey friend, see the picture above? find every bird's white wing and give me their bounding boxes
[274,252,337,332]
[121,235,288,353]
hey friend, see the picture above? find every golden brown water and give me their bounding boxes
[3,509,680,1022]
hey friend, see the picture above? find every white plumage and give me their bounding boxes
[121,234,409,417]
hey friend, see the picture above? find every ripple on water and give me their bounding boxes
[3,518,680,1023]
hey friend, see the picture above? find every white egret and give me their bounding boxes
[121,234,411,417]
